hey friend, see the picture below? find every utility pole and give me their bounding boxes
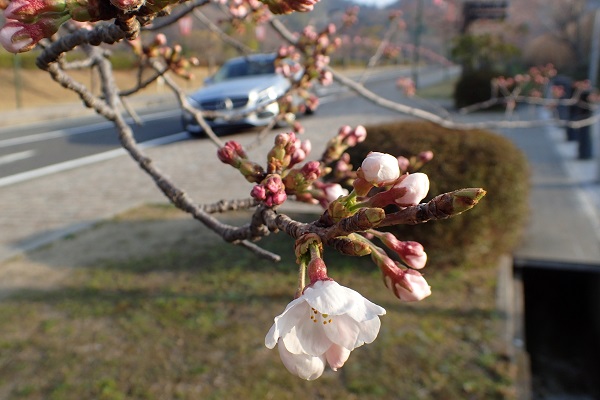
[411,0,424,89]
[13,54,22,109]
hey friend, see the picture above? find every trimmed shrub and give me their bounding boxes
[453,69,502,109]
[347,120,530,269]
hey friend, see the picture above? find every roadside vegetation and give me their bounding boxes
[0,197,518,400]
[348,120,530,269]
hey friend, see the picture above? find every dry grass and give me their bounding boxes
[0,67,209,111]
[0,204,515,400]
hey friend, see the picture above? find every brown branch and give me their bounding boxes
[192,9,254,55]
[37,23,126,71]
[143,0,211,31]
[270,18,600,130]
[147,59,225,148]
[378,188,485,228]
[201,198,259,213]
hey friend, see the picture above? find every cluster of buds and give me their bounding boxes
[218,0,270,32]
[321,125,367,164]
[216,124,377,210]
[341,5,359,27]
[138,34,199,79]
[266,132,310,173]
[217,141,266,183]
[215,126,485,380]
[487,63,600,113]
[251,174,287,207]
[264,147,486,379]
[493,64,557,97]
[273,23,340,129]
[218,131,323,207]
[0,0,183,53]
[397,150,433,173]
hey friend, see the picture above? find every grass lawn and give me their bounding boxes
[0,204,514,399]
[416,76,458,100]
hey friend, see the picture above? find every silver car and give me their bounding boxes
[182,53,292,137]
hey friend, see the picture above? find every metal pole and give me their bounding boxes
[588,9,600,87]
[411,0,424,89]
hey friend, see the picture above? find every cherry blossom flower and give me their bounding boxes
[265,280,385,380]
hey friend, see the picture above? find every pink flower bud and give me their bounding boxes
[392,172,429,206]
[397,156,410,172]
[268,191,287,207]
[361,151,400,186]
[5,0,67,23]
[322,183,348,204]
[397,241,427,269]
[307,258,329,283]
[0,15,68,53]
[265,175,283,193]
[377,232,427,269]
[337,125,352,138]
[383,267,431,302]
[418,150,433,163]
[251,185,267,201]
[300,160,321,182]
[217,141,246,166]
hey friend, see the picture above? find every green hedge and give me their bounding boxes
[347,120,530,268]
[453,69,503,109]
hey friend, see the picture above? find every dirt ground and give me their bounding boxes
[0,205,228,299]
[0,67,208,110]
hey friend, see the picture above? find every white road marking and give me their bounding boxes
[0,109,181,148]
[0,150,36,166]
[0,132,188,188]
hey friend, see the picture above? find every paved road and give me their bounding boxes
[0,66,459,261]
[0,66,457,186]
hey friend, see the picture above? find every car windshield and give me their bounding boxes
[211,57,276,83]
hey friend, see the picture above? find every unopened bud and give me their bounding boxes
[331,236,372,257]
[4,0,67,22]
[307,258,329,283]
[0,15,69,53]
[451,188,486,214]
[361,152,400,187]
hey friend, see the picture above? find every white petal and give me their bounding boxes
[354,314,382,347]
[303,280,352,315]
[336,285,386,322]
[278,340,325,380]
[322,313,361,350]
[265,299,309,349]
[325,343,352,371]
[304,281,385,323]
[283,317,331,356]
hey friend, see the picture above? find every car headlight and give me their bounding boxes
[257,88,279,105]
